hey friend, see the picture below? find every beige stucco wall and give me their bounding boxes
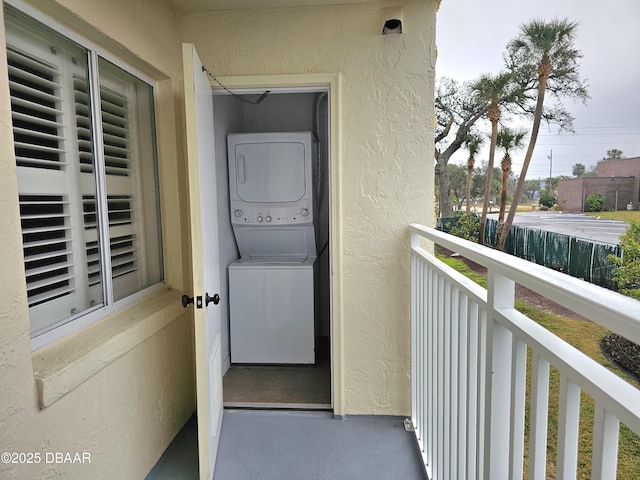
[0,0,195,478]
[179,0,436,415]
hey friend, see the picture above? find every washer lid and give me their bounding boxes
[232,256,315,266]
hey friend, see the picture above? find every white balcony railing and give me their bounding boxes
[409,224,640,480]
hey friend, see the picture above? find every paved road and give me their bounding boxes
[488,212,628,245]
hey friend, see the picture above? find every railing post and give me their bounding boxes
[591,406,620,479]
[484,270,515,480]
[528,354,550,480]
[557,376,580,479]
[411,230,421,250]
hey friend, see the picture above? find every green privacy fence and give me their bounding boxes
[436,216,622,290]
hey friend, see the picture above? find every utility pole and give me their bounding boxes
[548,149,553,195]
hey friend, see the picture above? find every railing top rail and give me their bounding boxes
[409,223,640,346]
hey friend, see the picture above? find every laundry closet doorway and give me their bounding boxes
[209,74,340,411]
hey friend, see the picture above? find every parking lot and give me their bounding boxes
[488,212,629,245]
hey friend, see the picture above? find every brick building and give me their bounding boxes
[558,157,640,212]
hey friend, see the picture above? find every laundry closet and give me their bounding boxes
[211,89,331,408]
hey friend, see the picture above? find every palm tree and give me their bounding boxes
[496,127,527,229]
[463,134,483,214]
[470,72,515,245]
[497,18,588,250]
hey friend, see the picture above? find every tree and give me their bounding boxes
[464,134,484,213]
[497,18,589,250]
[523,179,541,202]
[470,72,519,245]
[496,127,527,230]
[435,78,489,217]
[601,148,624,162]
[572,163,586,178]
[583,164,598,177]
[447,164,468,211]
[474,163,502,211]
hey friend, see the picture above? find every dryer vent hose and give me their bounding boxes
[313,92,328,215]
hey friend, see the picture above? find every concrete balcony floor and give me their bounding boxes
[146,410,427,480]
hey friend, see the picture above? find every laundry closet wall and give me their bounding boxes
[180,1,436,416]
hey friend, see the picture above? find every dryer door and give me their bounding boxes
[234,141,307,203]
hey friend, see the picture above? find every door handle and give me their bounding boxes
[181,294,194,308]
[237,155,245,183]
[206,292,220,306]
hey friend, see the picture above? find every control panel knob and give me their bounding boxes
[265,216,272,223]
[300,208,309,217]
[233,209,242,218]
[257,216,264,223]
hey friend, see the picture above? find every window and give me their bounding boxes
[5,6,163,339]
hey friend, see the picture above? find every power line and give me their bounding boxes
[535,141,640,146]
[537,132,640,137]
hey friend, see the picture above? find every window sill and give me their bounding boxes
[32,288,186,409]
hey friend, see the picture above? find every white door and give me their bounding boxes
[182,43,224,480]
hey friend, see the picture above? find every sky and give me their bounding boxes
[435,0,640,181]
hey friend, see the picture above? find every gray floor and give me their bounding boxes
[146,410,427,480]
[223,364,331,406]
[146,414,198,480]
[223,338,331,408]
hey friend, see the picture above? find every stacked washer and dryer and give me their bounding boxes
[227,132,320,364]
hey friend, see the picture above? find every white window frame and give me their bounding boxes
[4,0,165,351]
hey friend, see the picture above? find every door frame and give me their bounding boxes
[209,73,344,414]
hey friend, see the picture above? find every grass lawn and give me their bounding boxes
[437,252,640,478]
[583,210,640,223]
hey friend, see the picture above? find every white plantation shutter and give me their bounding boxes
[100,82,142,300]
[74,74,142,301]
[9,48,70,309]
[18,194,73,305]
[6,7,163,339]
[7,33,99,333]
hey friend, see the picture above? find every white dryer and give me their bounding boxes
[227,132,317,364]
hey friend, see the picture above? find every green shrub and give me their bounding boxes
[449,213,480,242]
[539,193,556,208]
[585,192,605,212]
[608,221,640,299]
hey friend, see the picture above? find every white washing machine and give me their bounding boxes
[227,132,317,364]
[229,257,316,364]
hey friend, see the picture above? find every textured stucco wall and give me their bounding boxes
[179,0,436,415]
[0,1,195,478]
